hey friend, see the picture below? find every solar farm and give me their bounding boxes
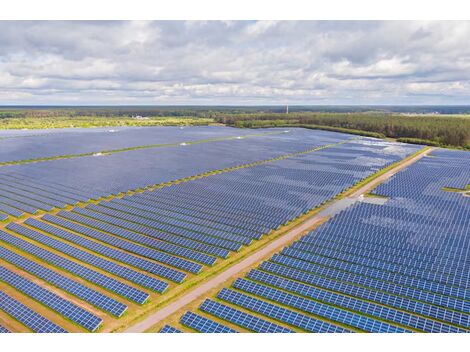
[0,125,468,333]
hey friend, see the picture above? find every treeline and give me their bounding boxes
[216,113,470,149]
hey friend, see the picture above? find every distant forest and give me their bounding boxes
[1,106,469,149]
[216,112,470,149]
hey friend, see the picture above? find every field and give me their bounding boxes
[0,124,469,333]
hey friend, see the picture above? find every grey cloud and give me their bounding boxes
[0,20,470,105]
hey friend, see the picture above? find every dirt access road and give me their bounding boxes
[125,147,434,333]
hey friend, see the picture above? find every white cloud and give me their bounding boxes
[0,21,470,104]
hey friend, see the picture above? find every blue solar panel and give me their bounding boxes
[0,195,38,214]
[0,266,102,332]
[159,325,182,333]
[41,214,205,273]
[0,291,67,333]
[233,278,410,333]
[260,260,469,329]
[0,245,127,317]
[0,127,430,334]
[181,311,238,333]
[0,325,10,333]
[270,254,469,314]
[251,267,465,333]
[68,206,230,258]
[0,229,153,303]
[25,218,189,282]
[217,288,350,333]
[0,202,24,217]
[57,210,218,265]
[199,299,293,333]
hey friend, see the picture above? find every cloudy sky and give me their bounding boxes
[0,20,469,105]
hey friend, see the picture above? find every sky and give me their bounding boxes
[0,20,469,105]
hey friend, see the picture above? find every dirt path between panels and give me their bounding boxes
[125,146,435,333]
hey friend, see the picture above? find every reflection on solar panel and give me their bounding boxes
[181,311,238,333]
[0,291,67,333]
[0,245,127,317]
[159,325,182,333]
[0,266,101,332]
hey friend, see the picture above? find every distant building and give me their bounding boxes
[131,115,149,120]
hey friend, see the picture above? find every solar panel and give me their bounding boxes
[233,278,410,333]
[0,203,24,217]
[249,269,464,333]
[0,266,102,332]
[0,245,127,317]
[25,218,188,282]
[199,299,293,333]
[0,229,153,303]
[41,214,205,273]
[217,288,350,333]
[0,325,11,333]
[259,261,469,329]
[180,311,238,333]
[57,210,218,265]
[0,290,67,333]
[67,207,230,258]
[159,325,182,333]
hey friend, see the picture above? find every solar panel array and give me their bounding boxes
[0,291,67,333]
[0,126,424,332]
[180,311,238,333]
[0,128,353,206]
[0,126,279,164]
[1,226,160,300]
[159,325,182,333]
[170,147,469,333]
[0,245,127,317]
[0,266,101,332]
